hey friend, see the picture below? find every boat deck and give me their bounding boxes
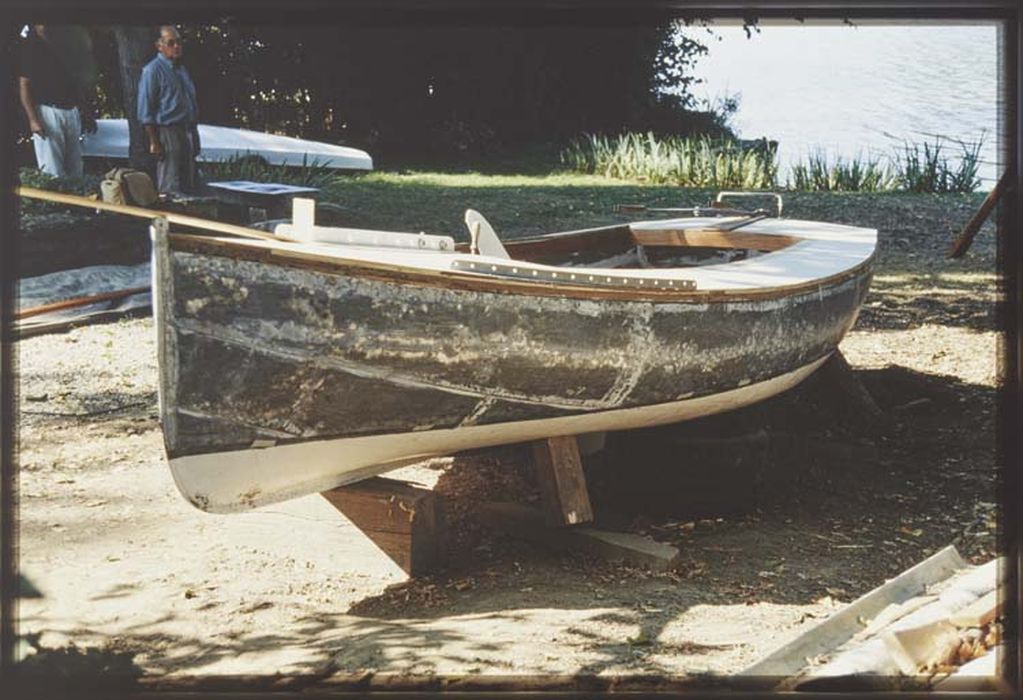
[185,216,877,293]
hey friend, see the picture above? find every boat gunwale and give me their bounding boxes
[167,230,876,304]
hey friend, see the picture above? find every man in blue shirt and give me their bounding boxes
[137,26,200,194]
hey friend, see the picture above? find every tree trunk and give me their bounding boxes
[112,26,154,172]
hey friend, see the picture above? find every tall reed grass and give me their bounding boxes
[561,132,778,189]
[563,132,984,193]
[789,138,982,193]
[788,151,896,192]
[893,137,982,193]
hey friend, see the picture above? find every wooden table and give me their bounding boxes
[205,180,320,222]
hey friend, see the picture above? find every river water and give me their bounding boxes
[686,22,1002,189]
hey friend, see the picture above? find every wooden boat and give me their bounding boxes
[15,186,875,513]
[149,196,877,513]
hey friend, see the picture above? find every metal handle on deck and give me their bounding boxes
[715,191,784,217]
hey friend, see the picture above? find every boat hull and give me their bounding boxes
[169,356,829,512]
[154,231,872,512]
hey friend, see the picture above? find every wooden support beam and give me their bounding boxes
[321,477,444,576]
[531,436,594,527]
[947,171,1010,259]
[479,502,680,572]
[818,350,886,429]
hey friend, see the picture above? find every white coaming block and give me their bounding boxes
[275,222,457,252]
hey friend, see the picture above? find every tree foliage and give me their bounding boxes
[94,21,722,165]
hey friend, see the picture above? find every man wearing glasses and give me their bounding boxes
[137,25,200,194]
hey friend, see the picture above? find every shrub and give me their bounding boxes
[17,167,103,215]
[198,153,341,189]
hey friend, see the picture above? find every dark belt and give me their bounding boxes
[41,102,76,110]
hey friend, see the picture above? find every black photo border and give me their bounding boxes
[1,0,1019,695]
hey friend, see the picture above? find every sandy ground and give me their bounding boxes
[16,319,850,681]
[13,206,1001,687]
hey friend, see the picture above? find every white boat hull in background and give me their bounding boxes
[82,118,373,171]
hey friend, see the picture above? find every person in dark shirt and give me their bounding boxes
[137,25,200,194]
[18,24,97,178]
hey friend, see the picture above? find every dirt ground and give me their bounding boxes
[14,202,1001,689]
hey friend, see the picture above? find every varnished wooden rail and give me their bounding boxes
[15,186,294,243]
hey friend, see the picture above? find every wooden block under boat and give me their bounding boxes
[321,477,444,576]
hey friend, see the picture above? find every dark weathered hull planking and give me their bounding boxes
[153,215,875,512]
[165,248,869,458]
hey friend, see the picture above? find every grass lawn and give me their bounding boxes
[323,171,989,249]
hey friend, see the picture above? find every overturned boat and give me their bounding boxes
[151,196,877,512]
[82,118,373,171]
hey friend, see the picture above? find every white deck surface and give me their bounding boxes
[228,216,877,292]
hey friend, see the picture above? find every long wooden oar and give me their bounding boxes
[15,285,151,320]
[15,186,295,243]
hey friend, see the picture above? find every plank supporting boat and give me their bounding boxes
[320,477,444,575]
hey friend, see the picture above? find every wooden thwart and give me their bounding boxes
[321,477,443,576]
[531,435,594,526]
[630,227,798,252]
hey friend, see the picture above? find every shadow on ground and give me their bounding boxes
[349,361,997,616]
[20,361,994,683]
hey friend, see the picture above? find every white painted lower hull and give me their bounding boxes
[169,354,829,513]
